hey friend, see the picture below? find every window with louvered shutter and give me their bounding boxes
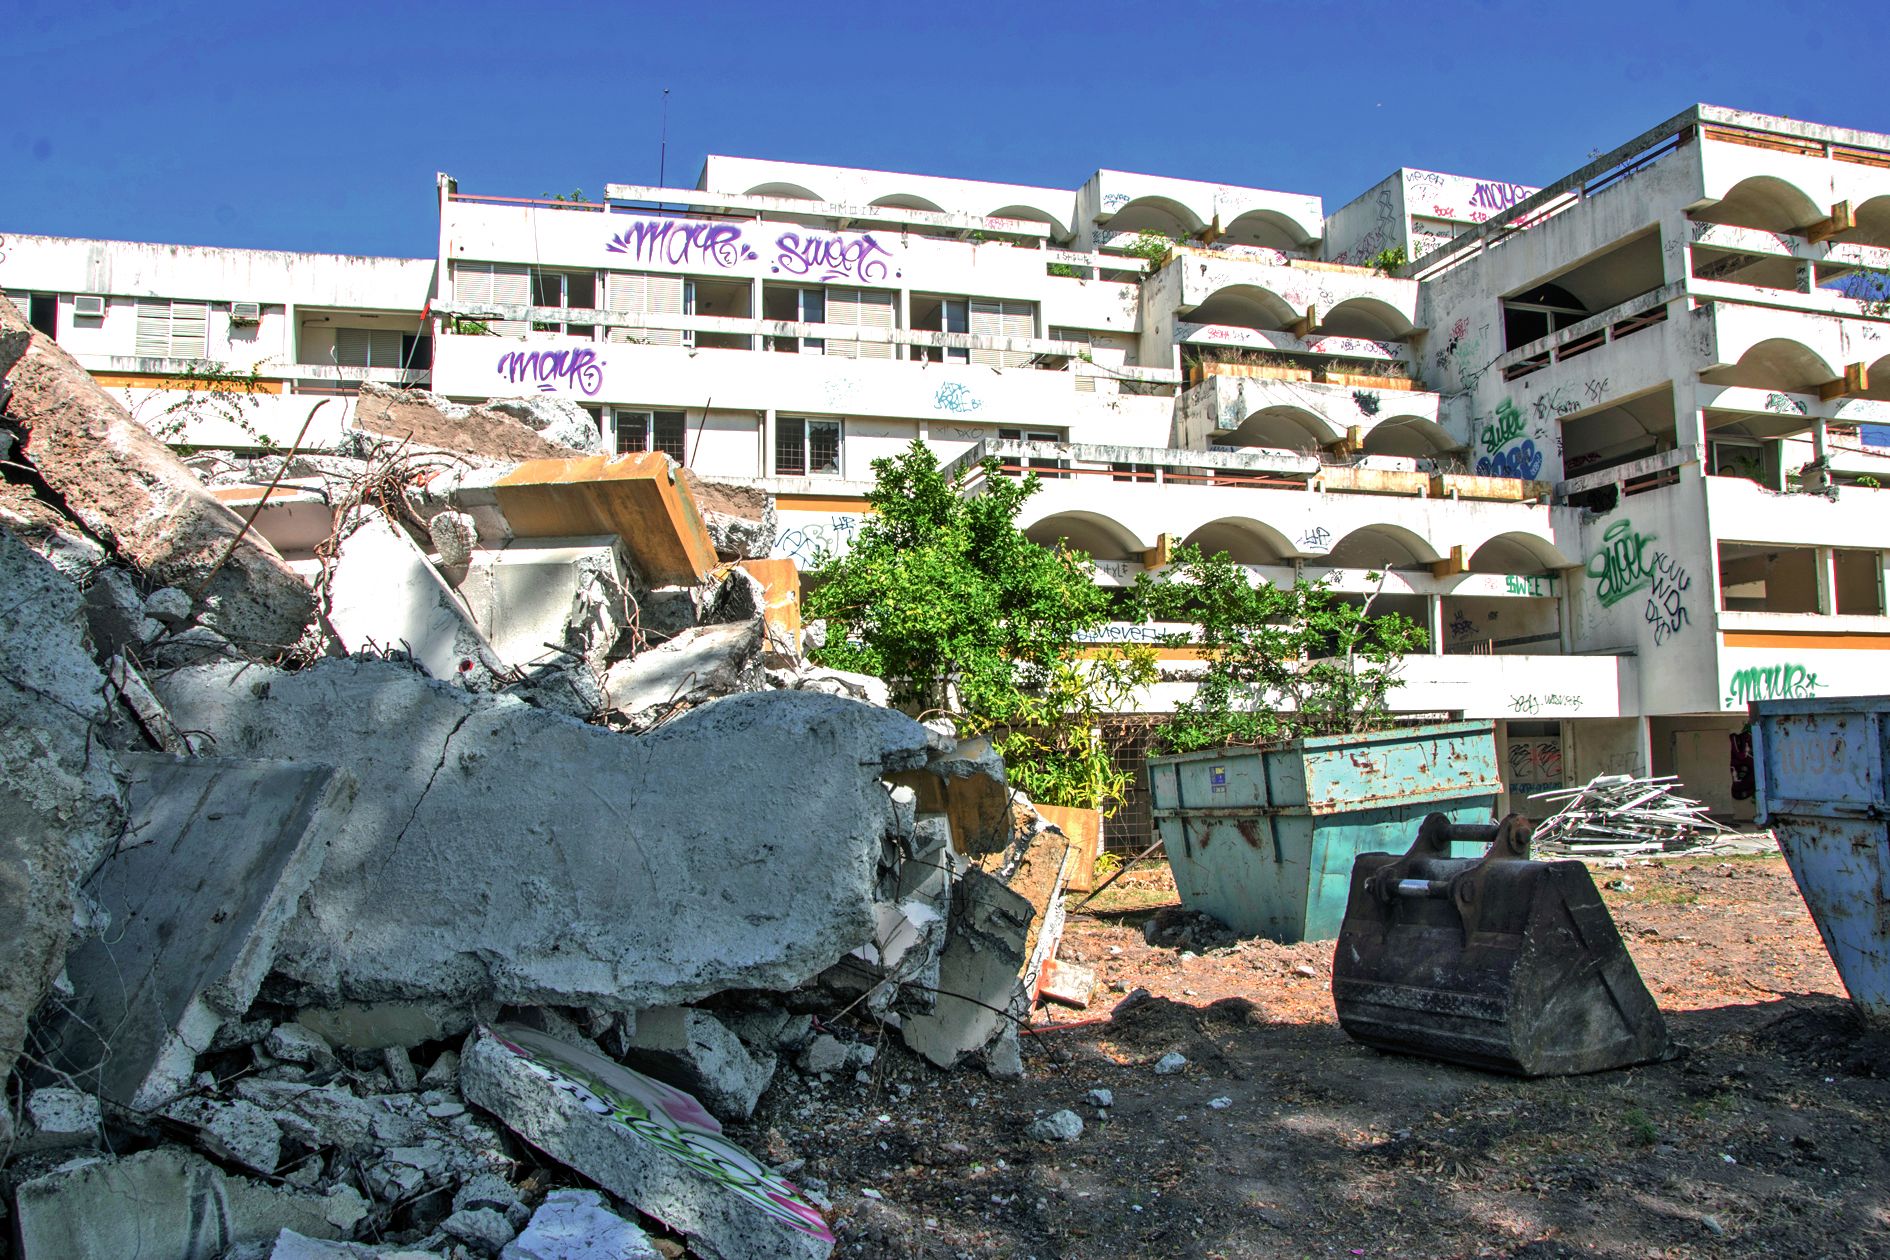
[604,271,686,347]
[134,299,209,359]
[825,288,895,360]
[334,327,403,368]
[451,262,529,336]
[969,300,1035,368]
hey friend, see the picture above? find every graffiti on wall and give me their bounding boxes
[1352,389,1381,416]
[1470,181,1533,213]
[605,216,897,283]
[1644,549,1691,646]
[1725,662,1823,708]
[1449,609,1476,640]
[488,1027,833,1243]
[1505,574,1555,597]
[1434,317,1491,392]
[1585,519,1656,608]
[1509,693,1584,714]
[774,515,860,563]
[1479,399,1527,456]
[933,382,982,414]
[495,347,604,396]
[1475,399,1544,479]
[1297,526,1332,552]
[1507,737,1564,789]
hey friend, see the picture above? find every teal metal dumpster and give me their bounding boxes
[1147,721,1503,942]
[1750,695,1890,1027]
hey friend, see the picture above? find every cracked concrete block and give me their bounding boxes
[327,510,507,687]
[351,381,581,463]
[899,870,1034,1069]
[263,1232,440,1259]
[164,1095,284,1176]
[463,1025,832,1260]
[600,620,765,724]
[11,1146,367,1260]
[154,660,940,1011]
[501,1189,659,1260]
[0,529,126,1111]
[39,753,350,1108]
[83,564,163,654]
[484,395,605,455]
[616,1006,776,1121]
[0,298,316,650]
[455,536,630,670]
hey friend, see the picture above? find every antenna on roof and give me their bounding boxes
[658,88,671,190]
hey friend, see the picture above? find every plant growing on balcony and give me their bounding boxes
[1366,245,1408,275]
[128,359,278,451]
[1131,542,1426,752]
[1125,230,1176,266]
[804,440,1155,814]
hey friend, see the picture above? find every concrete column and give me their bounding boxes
[1426,594,1445,655]
[1816,547,1838,615]
[760,408,775,477]
[1675,382,1708,450]
[1633,718,1655,780]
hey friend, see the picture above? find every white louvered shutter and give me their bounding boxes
[824,289,895,360]
[452,262,529,337]
[604,272,685,346]
[135,299,208,359]
[644,273,685,348]
[135,300,173,358]
[334,327,403,368]
[970,300,1034,368]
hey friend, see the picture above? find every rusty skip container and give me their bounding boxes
[1750,695,1890,1026]
[1333,813,1673,1075]
[1147,721,1503,943]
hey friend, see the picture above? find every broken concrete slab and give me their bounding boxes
[40,753,351,1108]
[0,529,127,1109]
[294,1000,479,1052]
[326,510,507,688]
[261,1232,440,1260]
[618,1007,777,1121]
[0,479,108,580]
[154,661,942,1011]
[163,1095,284,1176]
[600,620,765,724]
[899,870,1034,1070]
[889,736,1017,860]
[1036,959,1098,1010]
[454,536,632,670]
[463,1025,832,1260]
[351,381,582,463]
[0,297,316,650]
[11,1146,368,1260]
[682,471,776,562]
[483,395,606,455]
[502,1189,660,1260]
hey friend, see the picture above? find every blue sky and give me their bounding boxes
[4,0,1883,259]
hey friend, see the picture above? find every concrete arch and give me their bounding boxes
[1468,531,1572,574]
[1182,517,1296,565]
[1219,208,1311,251]
[1321,295,1415,339]
[1362,414,1457,458]
[869,193,946,213]
[1326,523,1439,568]
[1695,175,1824,233]
[1025,511,1146,561]
[1218,404,1341,451]
[1861,350,1890,402]
[745,181,823,202]
[1834,194,1890,248]
[1187,282,1298,331]
[1702,335,1838,391]
[989,202,1071,239]
[1108,195,1204,238]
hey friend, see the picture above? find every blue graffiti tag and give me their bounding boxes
[1476,438,1543,480]
[933,382,981,414]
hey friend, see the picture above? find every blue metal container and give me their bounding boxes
[1147,721,1503,942]
[1749,696,1890,1026]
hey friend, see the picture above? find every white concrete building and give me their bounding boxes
[8,103,1890,840]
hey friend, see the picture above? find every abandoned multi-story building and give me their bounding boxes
[7,103,1889,840]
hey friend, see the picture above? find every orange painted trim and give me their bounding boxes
[777,494,869,512]
[1723,630,1890,650]
[93,372,284,393]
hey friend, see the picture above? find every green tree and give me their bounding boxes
[804,440,1154,813]
[1133,542,1426,753]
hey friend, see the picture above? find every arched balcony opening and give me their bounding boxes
[1692,175,1823,233]
[1182,518,1295,566]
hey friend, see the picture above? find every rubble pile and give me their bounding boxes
[1530,774,1745,856]
[0,297,1084,1259]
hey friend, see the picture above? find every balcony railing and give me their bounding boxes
[1498,282,1682,382]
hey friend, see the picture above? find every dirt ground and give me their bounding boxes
[740,852,1890,1259]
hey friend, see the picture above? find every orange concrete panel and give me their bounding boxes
[492,453,718,585]
[739,558,802,650]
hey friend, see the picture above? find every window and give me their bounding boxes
[998,427,1067,477]
[912,295,970,363]
[824,288,895,360]
[134,299,209,359]
[1718,543,1820,612]
[763,285,826,353]
[1835,549,1885,615]
[529,269,596,339]
[970,299,1036,367]
[334,326,403,368]
[604,271,687,347]
[777,416,842,476]
[613,408,687,461]
[451,261,530,336]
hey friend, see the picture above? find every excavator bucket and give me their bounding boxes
[1332,813,1673,1076]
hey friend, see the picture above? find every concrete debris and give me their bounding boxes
[502,1189,661,1260]
[154,662,937,1011]
[352,381,584,463]
[1,297,316,650]
[899,870,1034,1070]
[1085,1088,1114,1109]
[260,1232,441,1260]
[1154,1051,1190,1075]
[39,753,350,1108]
[0,478,108,580]
[1036,959,1097,1009]
[83,563,164,654]
[327,509,508,689]
[444,1205,519,1250]
[483,395,606,455]
[106,652,193,752]
[682,471,775,562]
[267,1021,342,1070]
[163,1094,284,1175]
[617,1006,777,1121]
[11,1146,367,1260]
[462,1025,834,1260]
[296,1000,480,1052]
[0,529,128,1107]
[144,584,194,624]
[1026,1109,1084,1142]
[600,619,766,726]
[26,1085,101,1137]
[428,510,478,568]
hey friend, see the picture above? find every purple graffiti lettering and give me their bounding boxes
[495,347,604,396]
[1470,181,1531,212]
[605,218,758,269]
[773,231,893,283]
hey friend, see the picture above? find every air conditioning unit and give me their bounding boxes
[73,295,106,318]
[230,301,262,324]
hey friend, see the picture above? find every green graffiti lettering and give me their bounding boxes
[1585,519,1656,608]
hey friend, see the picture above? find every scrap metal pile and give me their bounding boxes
[1529,774,1756,857]
[0,297,1089,1260]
